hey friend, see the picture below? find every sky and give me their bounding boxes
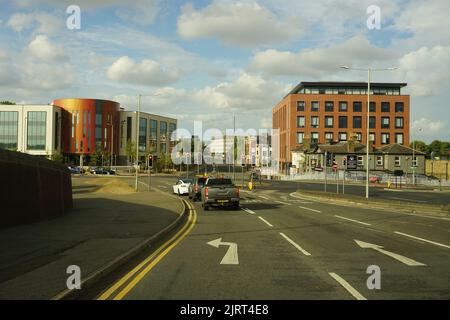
[0,0,449,143]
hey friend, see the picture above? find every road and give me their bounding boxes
[90,175,450,300]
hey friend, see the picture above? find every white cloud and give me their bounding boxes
[106,56,181,86]
[7,11,63,34]
[398,46,450,96]
[6,12,34,32]
[412,118,444,133]
[28,35,69,62]
[250,35,394,78]
[177,1,304,46]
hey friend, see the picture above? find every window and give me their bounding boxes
[311,101,319,112]
[369,116,376,129]
[325,101,334,112]
[160,142,167,154]
[395,117,404,128]
[338,116,347,128]
[376,156,383,166]
[297,132,304,144]
[311,132,319,143]
[381,133,390,144]
[0,111,18,149]
[353,101,362,112]
[139,117,147,152]
[353,116,362,129]
[168,123,177,141]
[395,102,404,113]
[413,156,418,167]
[325,116,333,128]
[339,102,347,111]
[355,132,362,142]
[150,119,158,153]
[369,102,376,112]
[160,121,167,141]
[369,133,376,143]
[126,117,132,142]
[297,101,305,112]
[311,116,319,128]
[381,102,390,112]
[394,156,401,166]
[27,111,46,150]
[339,132,347,141]
[357,156,364,166]
[325,132,333,141]
[297,116,305,128]
[381,117,390,129]
[395,133,404,144]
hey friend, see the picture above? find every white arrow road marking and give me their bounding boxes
[394,231,450,249]
[242,208,256,214]
[258,216,273,227]
[207,238,239,265]
[298,206,321,213]
[275,200,292,206]
[258,195,270,200]
[329,272,367,300]
[335,215,371,226]
[279,233,311,256]
[355,240,426,266]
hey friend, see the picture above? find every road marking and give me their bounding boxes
[329,272,367,300]
[388,197,428,203]
[258,216,273,227]
[258,195,270,200]
[242,208,256,215]
[355,240,426,266]
[291,200,313,204]
[279,232,311,256]
[335,215,371,226]
[298,206,321,213]
[275,200,292,206]
[394,231,450,249]
[207,238,239,265]
[97,201,197,300]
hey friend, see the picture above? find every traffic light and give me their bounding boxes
[148,154,153,168]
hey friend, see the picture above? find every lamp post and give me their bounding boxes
[412,127,422,185]
[340,66,398,199]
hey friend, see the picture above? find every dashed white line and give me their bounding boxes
[335,215,372,226]
[275,200,292,206]
[279,233,311,256]
[258,195,270,200]
[388,197,428,203]
[298,206,322,213]
[258,216,273,227]
[329,272,367,300]
[242,208,256,215]
[394,231,450,249]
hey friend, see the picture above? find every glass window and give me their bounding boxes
[369,133,376,143]
[139,117,147,152]
[338,116,347,128]
[395,156,401,166]
[369,116,376,129]
[297,101,305,112]
[310,116,319,128]
[413,156,418,167]
[160,121,167,140]
[325,116,333,128]
[0,111,18,149]
[311,101,319,112]
[353,102,362,112]
[395,102,404,113]
[381,133,390,144]
[168,123,177,141]
[369,102,376,112]
[297,132,304,144]
[395,133,404,144]
[160,142,167,154]
[325,132,333,141]
[355,132,362,142]
[325,101,333,112]
[395,117,404,128]
[353,116,362,129]
[27,111,46,150]
[339,101,347,112]
[339,132,347,141]
[381,102,390,112]
[381,117,390,129]
[311,132,319,143]
[357,156,364,166]
[376,156,383,166]
[297,116,305,128]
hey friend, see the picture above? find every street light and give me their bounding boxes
[412,127,423,185]
[340,65,398,199]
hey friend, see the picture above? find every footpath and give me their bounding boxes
[0,177,185,299]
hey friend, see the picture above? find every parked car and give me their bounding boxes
[172,179,193,195]
[188,176,208,201]
[201,178,240,211]
[90,167,116,175]
[68,166,82,174]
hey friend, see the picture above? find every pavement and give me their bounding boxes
[0,176,184,300]
[81,175,450,300]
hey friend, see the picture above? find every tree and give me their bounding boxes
[125,139,137,164]
[409,140,427,153]
[427,140,445,158]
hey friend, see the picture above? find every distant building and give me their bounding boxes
[273,81,410,171]
[0,104,62,158]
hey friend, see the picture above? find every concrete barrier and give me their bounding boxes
[0,149,73,228]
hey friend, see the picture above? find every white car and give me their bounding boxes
[172,179,193,195]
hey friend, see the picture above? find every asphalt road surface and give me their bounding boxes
[92,175,450,300]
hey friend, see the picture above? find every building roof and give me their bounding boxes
[288,81,407,95]
[378,144,426,155]
[308,141,379,154]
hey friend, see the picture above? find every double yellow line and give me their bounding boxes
[97,200,197,300]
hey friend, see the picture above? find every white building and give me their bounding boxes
[0,104,62,158]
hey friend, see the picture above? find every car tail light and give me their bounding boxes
[205,187,209,198]
[236,187,240,197]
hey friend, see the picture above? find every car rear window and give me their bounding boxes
[206,178,233,186]
[197,178,207,185]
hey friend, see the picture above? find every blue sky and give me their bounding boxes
[0,0,449,142]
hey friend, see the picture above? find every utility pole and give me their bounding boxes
[135,94,140,192]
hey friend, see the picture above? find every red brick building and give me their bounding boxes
[272,82,410,170]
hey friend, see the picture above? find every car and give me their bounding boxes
[90,167,115,175]
[201,178,240,211]
[68,166,82,174]
[188,176,208,201]
[172,179,193,196]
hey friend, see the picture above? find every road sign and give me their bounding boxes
[346,154,358,170]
